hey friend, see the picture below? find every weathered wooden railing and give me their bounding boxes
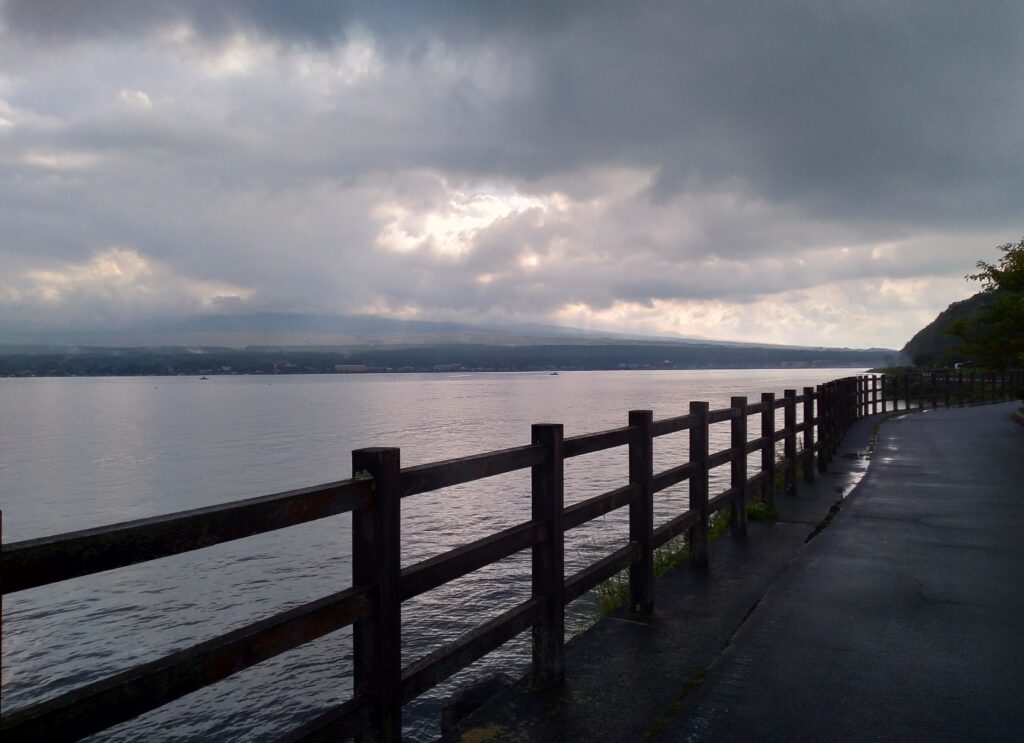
[1,370,1020,741]
[874,368,1023,414]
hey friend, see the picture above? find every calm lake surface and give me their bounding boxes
[0,369,859,741]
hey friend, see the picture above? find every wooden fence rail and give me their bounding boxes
[1,369,1021,741]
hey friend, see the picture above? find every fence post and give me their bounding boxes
[841,379,849,432]
[845,378,853,428]
[352,447,403,743]
[628,411,654,614]
[802,387,816,482]
[816,385,828,473]
[944,370,951,407]
[891,374,899,412]
[840,379,848,430]
[689,401,710,568]
[881,375,888,413]
[531,423,565,686]
[904,372,912,411]
[760,393,776,506]
[730,397,748,537]
[958,371,964,406]
[831,382,839,456]
[783,389,797,494]
[844,379,852,437]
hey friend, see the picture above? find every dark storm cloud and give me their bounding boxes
[1,1,1022,346]
[7,0,1022,217]
[2,0,572,47]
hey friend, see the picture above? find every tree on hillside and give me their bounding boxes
[948,237,1024,368]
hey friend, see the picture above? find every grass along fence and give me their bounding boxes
[1,370,1020,742]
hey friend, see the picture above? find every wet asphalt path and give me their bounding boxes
[658,402,1024,742]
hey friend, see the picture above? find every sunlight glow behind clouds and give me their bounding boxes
[375,185,555,258]
[21,150,100,170]
[8,247,253,312]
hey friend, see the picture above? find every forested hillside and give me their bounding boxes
[901,292,994,366]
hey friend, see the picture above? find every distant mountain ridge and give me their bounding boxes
[0,312,893,354]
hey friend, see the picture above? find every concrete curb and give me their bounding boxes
[1014,409,1024,428]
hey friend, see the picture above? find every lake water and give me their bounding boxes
[0,369,858,741]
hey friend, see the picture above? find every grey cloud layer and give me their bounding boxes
[1,1,1021,346]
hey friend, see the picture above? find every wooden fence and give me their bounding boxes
[1,369,1020,741]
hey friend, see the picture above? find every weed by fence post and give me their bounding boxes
[531,423,565,687]
[352,447,402,743]
[628,410,654,614]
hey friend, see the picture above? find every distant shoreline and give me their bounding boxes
[1,365,878,380]
[0,343,892,379]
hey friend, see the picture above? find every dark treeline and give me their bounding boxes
[0,343,892,377]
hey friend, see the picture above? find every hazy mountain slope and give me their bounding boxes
[0,312,893,353]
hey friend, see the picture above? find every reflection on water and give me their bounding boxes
[0,369,855,741]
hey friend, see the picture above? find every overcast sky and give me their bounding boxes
[1,1,1021,348]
